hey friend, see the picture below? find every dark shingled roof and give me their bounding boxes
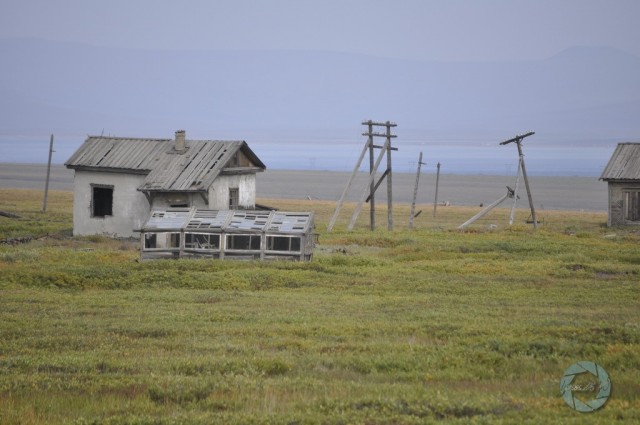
[65,136,265,192]
[600,143,640,181]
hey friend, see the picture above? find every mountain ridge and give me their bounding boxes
[1,38,638,143]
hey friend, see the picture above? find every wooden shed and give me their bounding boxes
[139,208,315,261]
[600,142,640,226]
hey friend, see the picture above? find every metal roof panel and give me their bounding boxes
[600,143,640,181]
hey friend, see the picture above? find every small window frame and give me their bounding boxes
[229,188,240,209]
[623,189,640,223]
[266,235,302,253]
[91,184,114,218]
[226,234,261,251]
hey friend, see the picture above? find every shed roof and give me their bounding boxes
[600,143,640,181]
[141,208,314,235]
[65,135,265,192]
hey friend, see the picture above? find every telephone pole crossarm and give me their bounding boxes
[499,131,535,146]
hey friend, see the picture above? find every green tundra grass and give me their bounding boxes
[0,189,639,424]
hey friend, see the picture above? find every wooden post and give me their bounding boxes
[409,152,424,229]
[433,162,441,217]
[509,157,522,226]
[500,132,537,229]
[347,137,391,231]
[42,134,54,212]
[327,141,370,231]
[386,121,393,231]
[333,120,396,231]
[368,121,375,231]
[516,141,538,229]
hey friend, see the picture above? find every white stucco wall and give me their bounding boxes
[208,174,257,209]
[72,170,150,238]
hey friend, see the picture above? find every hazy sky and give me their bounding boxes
[1,0,639,61]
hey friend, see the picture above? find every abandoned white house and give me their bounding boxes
[64,131,266,238]
[600,142,640,226]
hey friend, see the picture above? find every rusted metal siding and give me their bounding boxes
[600,143,640,181]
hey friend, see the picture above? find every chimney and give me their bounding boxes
[175,130,186,151]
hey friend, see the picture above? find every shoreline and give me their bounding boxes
[0,162,607,212]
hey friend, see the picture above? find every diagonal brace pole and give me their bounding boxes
[347,137,391,230]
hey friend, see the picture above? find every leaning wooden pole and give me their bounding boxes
[433,162,441,217]
[367,121,376,231]
[509,157,522,226]
[500,131,537,229]
[409,152,423,229]
[327,142,369,231]
[516,141,538,229]
[458,187,515,230]
[347,137,390,231]
[385,121,393,231]
[42,134,54,212]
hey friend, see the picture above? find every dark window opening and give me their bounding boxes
[624,191,640,222]
[144,233,157,249]
[92,185,113,217]
[185,233,220,250]
[229,188,239,209]
[226,234,261,251]
[267,236,301,252]
[143,233,180,249]
[170,233,181,248]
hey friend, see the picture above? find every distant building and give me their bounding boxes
[600,142,640,226]
[65,130,266,237]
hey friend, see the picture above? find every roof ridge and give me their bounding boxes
[87,135,171,142]
[86,136,246,143]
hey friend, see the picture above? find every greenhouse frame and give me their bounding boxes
[138,208,315,261]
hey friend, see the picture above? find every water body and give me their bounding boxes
[0,163,607,211]
[0,135,618,177]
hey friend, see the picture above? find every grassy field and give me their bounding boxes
[1,188,639,424]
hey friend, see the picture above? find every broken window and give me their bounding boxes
[266,236,301,252]
[624,190,640,222]
[91,185,113,217]
[143,232,180,250]
[144,233,157,249]
[185,233,220,250]
[226,234,261,251]
[229,188,239,209]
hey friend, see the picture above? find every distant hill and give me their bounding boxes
[1,38,639,143]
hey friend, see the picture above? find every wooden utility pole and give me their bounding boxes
[327,141,370,231]
[42,134,54,212]
[509,157,522,226]
[367,121,375,230]
[329,121,397,232]
[350,120,397,231]
[433,162,441,217]
[500,131,537,229]
[385,122,394,230]
[409,152,425,229]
